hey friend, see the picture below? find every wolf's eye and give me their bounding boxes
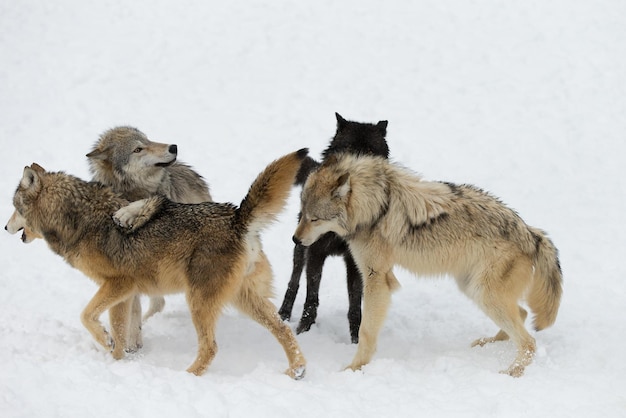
[133,147,143,153]
[310,218,319,223]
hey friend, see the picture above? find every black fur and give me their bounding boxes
[278,113,389,343]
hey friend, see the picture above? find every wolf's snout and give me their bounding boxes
[169,144,178,155]
[292,235,302,245]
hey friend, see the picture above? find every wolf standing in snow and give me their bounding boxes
[293,153,562,377]
[9,150,308,378]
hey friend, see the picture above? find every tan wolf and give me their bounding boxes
[293,153,562,377]
[9,150,309,378]
[86,126,213,327]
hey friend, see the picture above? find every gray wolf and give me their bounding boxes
[86,126,212,203]
[9,150,309,378]
[278,113,389,343]
[293,153,562,377]
[86,126,213,346]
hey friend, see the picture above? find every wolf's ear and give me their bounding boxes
[30,163,45,173]
[376,120,388,136]
[335,112,347,132]
[333,172,351,198]
[21,166,41,190]
[86,147,107,160]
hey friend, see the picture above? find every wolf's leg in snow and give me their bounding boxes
[126,295,143,351]
[278,243,306,322]
[472,259,536,377]
[471,306,528,346]
[234,254,306,380]
[108,297,135,358]
[81,280,135,358]
[347,269,397,371]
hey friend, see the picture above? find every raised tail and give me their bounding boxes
[527,227,563,331]
[236,149,309,235]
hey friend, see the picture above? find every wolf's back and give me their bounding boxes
[236,149,308,234]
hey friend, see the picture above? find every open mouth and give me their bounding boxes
[155,157,176,167]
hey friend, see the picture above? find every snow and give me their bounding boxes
[1,1,625,417]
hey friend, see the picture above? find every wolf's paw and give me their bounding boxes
[287,365,306,380]
[471,337,495,347]
[343,362,364,372]
[500,364,525,378]
[113,199,150,231]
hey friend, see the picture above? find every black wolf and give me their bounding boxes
[278,113,389,343]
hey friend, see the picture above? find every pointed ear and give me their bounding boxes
[335,112,347,131]
[376,120,388,136]
[30,162,45,173]
[20,166,41,190]
[86,147,108,160]
[333,172,351,198]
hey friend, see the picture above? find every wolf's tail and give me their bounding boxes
[527,227,563,331]
[236,149,309,235]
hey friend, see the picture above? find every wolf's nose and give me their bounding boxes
[169,144,178,155]
[292,235,301,245]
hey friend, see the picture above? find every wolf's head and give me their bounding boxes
[8,163,48,243]
[293,165,352,247]
[322,113,389,160]
[5,209,42,243]
[86,126,177,185]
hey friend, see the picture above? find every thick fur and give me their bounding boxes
[278,113,389,343]
[86,126,213,345]
[10,150,308,378]
[293,153,563,377]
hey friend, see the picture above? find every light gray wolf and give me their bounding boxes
[279,113,389,343]
[9,150,309,378]
[293,153,562,377]
[86,126,213,347]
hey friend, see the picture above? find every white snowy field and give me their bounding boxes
[1,1,625,417]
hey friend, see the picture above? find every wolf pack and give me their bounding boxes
[5,113,562,379]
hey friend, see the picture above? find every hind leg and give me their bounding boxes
[471,307,528,346]
[472,259,536,377]
[236,258,306,379]
[185,291,221,376]
[278,243,306,322]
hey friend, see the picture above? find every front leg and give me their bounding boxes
[81,280,135,357]
[108,296,136,359]
[347,269,397,371]
[113,196,164,232]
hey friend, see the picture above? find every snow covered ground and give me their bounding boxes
[1,1,625,417]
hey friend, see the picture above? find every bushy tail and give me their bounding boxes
[527,227,563,331]
[236,149,309,234]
